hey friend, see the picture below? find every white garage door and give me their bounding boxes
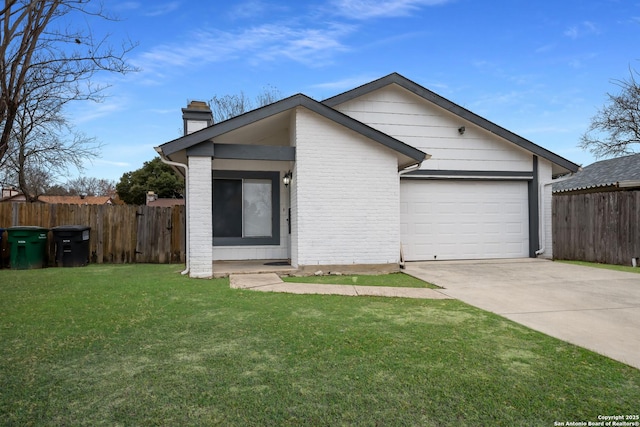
[400,180,529,261]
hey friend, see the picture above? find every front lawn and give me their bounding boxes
[1,265,639,426]
[283,272,439,288]
[558,260,640,274]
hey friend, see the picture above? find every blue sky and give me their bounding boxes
[65,0,640,182]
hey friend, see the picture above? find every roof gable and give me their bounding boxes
[323,73,580,174]
[158,93,427,165]
[553,153,640,193]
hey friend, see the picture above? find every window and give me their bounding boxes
[212,171,280,246]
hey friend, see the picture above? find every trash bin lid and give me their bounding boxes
[8,226,49,231]
[51,225,91,232]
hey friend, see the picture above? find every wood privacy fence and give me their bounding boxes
[0,203,185,265]
[553,191,640,266]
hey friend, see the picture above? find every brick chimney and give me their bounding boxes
[146,191,158,205]
[182,100,213,136]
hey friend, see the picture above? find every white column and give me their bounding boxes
[187,156,213,278]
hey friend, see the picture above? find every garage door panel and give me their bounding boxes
[400,180,529,261]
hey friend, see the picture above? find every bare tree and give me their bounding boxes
[580,68,640,158]
[65,176,115,196]
[0,67,103,201]
[209,86,283,123]
[0,0,137,163]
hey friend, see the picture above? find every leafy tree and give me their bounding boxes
[116,157,184,205]
[0,0,137,164]
[580,68,640,158]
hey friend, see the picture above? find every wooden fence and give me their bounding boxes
[553,191,640,266]
[0,203,185,266]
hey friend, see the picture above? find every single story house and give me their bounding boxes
[156,73,579,278]
[145,191,185,207]
[552,153,640,194]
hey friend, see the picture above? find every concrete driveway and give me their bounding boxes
[404,259,640,370]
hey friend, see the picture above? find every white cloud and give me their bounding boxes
[329,0,452,20]
[114,2,141,12]
[93,159,131,168]
[71,99,127,124]
[564,21,600,39]
[144,2,181,17]
[311,75,377,91]
[134,21,355,77]
[228,1,289,20]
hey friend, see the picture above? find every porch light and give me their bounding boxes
[283,171,293,187]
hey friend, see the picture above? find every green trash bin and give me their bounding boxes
[0,228,5,269]
[7,226,49,269]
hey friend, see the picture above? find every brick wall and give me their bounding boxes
[187,156,213,278]
[293,107,400,267]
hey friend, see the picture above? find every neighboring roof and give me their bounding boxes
[147,198,185,207]
[552,153,640,193]
[157,93,428,165]
[323,72,580,174]
[38,196,114,205]
[0,193,27,203]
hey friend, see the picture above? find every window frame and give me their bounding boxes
[212,170,280,246]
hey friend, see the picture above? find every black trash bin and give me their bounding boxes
[51,225,91,267]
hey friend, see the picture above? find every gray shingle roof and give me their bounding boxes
[552,153,640,193]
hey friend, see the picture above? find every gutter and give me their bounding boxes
[155,147,190,276]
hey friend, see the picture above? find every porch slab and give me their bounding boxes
[228,273,452,299]
[229,273,283,289]
[213,260,296,278]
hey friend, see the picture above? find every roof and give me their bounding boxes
[38,196,114,205]
[157,93,428,166]
[323,73,580,174]
[552,153,640,194]
[147,198,185,207]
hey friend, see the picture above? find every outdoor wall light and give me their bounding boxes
[283,170,293,187]
[458,126,466,135]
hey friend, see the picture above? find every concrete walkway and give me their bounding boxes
[405,259,640,370]
[229,273,452,299]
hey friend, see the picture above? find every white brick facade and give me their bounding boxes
[187,156,213,278]
[292,107,401,267]
[155,74,577,276]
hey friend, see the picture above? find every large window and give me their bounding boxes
[212,171,280,246]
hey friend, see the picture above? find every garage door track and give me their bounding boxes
[405,259,640,370]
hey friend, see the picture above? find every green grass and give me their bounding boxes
[558,260,640,274]
[282,272,439,288]
[1,265,639,426]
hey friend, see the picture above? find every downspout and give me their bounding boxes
[535,181,553,256]
[155,148,190,275]
[536,174,576,256]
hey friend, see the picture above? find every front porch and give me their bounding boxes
[212,259,295,278]
[211,259,401,278]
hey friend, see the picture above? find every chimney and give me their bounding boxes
[146,191,158,205]
[182,100,213,136]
